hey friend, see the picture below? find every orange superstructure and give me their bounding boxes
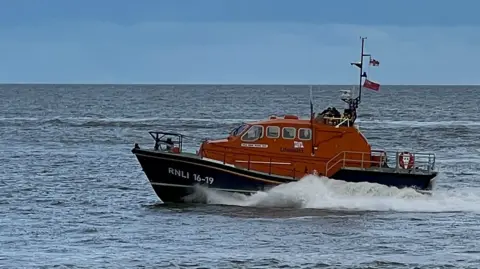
[199,110,382,179]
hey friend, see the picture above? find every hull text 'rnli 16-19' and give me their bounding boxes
[131,37,438,203]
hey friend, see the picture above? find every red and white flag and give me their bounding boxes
[363,79,380,91]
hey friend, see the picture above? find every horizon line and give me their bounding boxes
[0,82,479,87]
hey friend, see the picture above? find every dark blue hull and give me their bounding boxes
[332,169,436,191]
[132,148,436,203]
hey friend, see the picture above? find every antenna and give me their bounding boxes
[309,85,315,156]
[348,36,372,123]
[357,37,367,104]
[349,36,368,107]
[309,85,314,117]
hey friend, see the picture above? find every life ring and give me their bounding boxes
[398,152,415,169]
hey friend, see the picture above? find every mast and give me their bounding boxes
[309,85,315,156]
[358,37,367,104]
[348,36,371,121]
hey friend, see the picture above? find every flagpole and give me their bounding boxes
[348,36,379,123]
[358,37,365,104]
[309,85,315,156]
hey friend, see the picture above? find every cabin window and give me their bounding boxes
[241,125,264,141]
[298,128,312,140]
[282,127,296,139]
[230,123,249,136]
[266,126,280,138]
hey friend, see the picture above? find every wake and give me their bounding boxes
[191,175,480,213]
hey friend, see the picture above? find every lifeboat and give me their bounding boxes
[131,37,438,203]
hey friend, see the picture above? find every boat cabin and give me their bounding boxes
[198,108,380,179]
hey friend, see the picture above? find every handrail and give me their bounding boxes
[325,150,436,175]
[206,143,330,165]
[325,151,348,170]
[199,146,312,179]
[335,118,351,128]
[325,151,379,175]
[149,131,184,151]
[315,116,354,127]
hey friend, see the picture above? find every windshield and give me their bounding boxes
[230,123,249,136]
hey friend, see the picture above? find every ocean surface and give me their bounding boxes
[1,84,480,269]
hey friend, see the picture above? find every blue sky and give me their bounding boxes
[1,0,479,84]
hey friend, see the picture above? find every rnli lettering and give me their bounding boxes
[168,167,189,179]
[168,167,214,184]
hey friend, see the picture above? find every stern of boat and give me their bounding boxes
[326,149,438,190]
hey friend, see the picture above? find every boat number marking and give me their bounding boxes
[168,167,214,184]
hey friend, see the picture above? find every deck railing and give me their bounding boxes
[325,150,436,175]
[316,116,354,127]
[198,145,326,180]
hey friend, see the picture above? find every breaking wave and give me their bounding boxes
[190,175,480,213]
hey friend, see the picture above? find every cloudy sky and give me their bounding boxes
[1,0,478,84]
